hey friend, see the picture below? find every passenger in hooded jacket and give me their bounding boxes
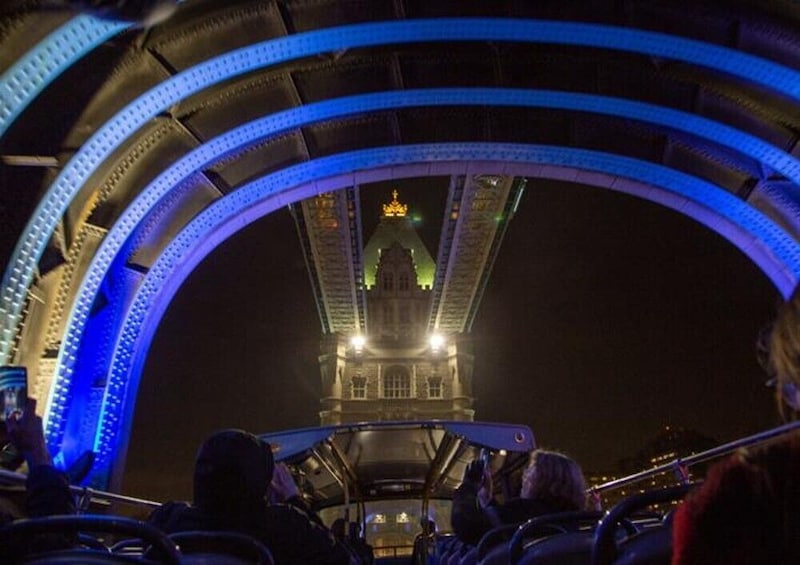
[148,428,351,565]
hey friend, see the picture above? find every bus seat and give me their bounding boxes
[166,531,274,564]
[437,536,459,563]
[0,514,181,564]
[458,544,477,565]
[16,549,153,564]
[592,485,693,565]
[447,543,469,565]
[478,541,509,565]
[613,523,673,565]
[507,510,603,564]
[516,531,594,565]
[474,522,521,565]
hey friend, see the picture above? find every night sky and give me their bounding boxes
[122,177,782,503]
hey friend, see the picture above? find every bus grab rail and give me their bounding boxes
[0,468,161,510]
[589,420,800,494]
[2,421,798,512]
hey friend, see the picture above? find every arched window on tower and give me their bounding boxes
[398,272,409,291]
[383,367,410,399]
[383,273,394,291]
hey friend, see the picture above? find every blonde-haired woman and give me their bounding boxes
[521,449,587,508]
[768,285,800,420]
[451,448,588,546]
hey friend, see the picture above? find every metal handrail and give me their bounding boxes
[0,468,161,509]
[3,421,797,514]
[590,420,800,494]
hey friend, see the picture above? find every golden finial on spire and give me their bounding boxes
[382,189,408,217]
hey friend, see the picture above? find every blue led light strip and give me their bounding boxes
[5,17,800,362]
[46,86,800,446]
[85,144,797,483]
[0,15,128,138]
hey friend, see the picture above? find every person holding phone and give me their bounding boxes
[0,365,27,424]
[0,395,76,563]
[451,448,589,546]
[0,365,28,472]
[0,366,93,483]
[3,397,75,518]
[0,395,77,562]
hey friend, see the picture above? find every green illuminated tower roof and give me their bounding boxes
[363,190,436,289]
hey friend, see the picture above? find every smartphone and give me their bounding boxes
[0,366,27,421]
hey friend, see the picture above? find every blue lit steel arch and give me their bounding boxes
[5,16,800,363]
[45,87,800,456]
[70,143,798,487]
[1,15,800,486]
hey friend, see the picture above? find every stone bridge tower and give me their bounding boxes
[292,176,525,424]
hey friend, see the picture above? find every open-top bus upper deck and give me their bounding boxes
[260,420,535,510]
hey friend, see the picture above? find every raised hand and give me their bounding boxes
[268,462,300,502]
[6,398,50,467]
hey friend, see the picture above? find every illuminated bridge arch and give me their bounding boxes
[88,147,795,486]
[0,2,799,488]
